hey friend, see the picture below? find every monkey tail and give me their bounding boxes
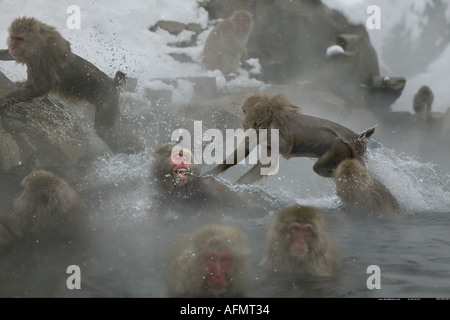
[356,125,376,142]
[114,71,127,90]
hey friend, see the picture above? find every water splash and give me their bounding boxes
[90,151,153,220]
[366,140,450,214]
[92,151,151,184]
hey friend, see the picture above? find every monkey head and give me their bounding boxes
[192,224,250,297]
[241,93,299,134]
[241,92,266,114]
[6,17,40,62]
[230,10,254,34]
[6,17,70,64]
[263,205,341,276]
[333,159,371,194]
[202,248,234,293]
[418,85,433,100]
[170,146,192,182]
[12,170,87,239]
[166,224,251,298]
[152,143,201,194]
[274,206,322,261]
[12,170,58,226]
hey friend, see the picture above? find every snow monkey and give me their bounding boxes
[13,170,88,242]
[262,205,341,277]
[0,17,125,148]
[209,92,376,184]
[165,223,251,297]
[203,10,254,74]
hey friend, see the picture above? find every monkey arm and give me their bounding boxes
[235,161,266,184]
[1,80,52,108]
[0,49,15,60]
[207,132,256,175]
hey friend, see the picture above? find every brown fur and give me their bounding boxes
[209,92,375,183]
[12,170,88,241]
[0,209,22,253]
[333,159,401,217]
[0,17,124,147]
[413,85,434,114]
[203,10,254,74]
[165,223,251,297]
[263,206,341,277]
[150,142,260,218]
[152,142,202,197]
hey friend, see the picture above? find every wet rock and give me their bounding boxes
[0,71,112,187]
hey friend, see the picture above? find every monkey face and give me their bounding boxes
[8,34,25,57]
[235,16,249,33]
[202,249,234,291]
[170,148,192,182]
[288,222,314,260]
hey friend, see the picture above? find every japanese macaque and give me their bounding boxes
[150,142,260,218]
[203,10,254,74]
[262,206,341,277]
[413,85,434,114]
[165,223,251,297]
[12,170,88,242]
[0,17,124,146]
[332,159,401,218]
[209,92,376,184]
[0,210,22,253]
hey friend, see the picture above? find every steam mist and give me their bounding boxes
[0,0,449,300]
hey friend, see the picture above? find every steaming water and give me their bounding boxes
[0,141,449,298]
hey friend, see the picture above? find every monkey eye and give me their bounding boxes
[302,224,314,235]
[288,222,314,235]
[203,251,218,262]
[220,253,233,264]
[11,35,25,42]
[208,255,216,261]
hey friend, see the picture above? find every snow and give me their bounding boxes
[323,0,450,113]
[0,0,449,112]
[326,45,346,58]
[0,0,264,103]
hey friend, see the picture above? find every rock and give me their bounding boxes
[149,21,187,35]
[365,76,406,114]
[0,71,112,187]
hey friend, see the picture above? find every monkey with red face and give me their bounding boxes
[262,205,341,277]
[0,17,124,148]
[165,223,251,297]
[150,142,262,220]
